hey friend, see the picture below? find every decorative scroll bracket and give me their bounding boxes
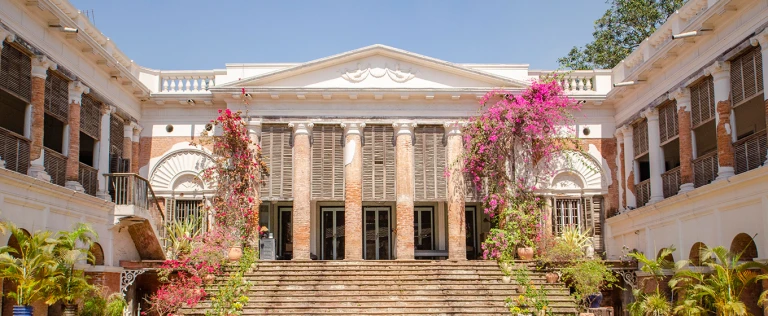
[615,269,637,290]
[121,269,148,297]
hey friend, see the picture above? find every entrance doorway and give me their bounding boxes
[278,207,292,260]
[364,207,391,260]
[466,206,477,259]
[414,207,434,250]
[321,207,345,260]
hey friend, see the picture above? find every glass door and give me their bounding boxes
[364,207,391,260]
[466,206,477,259]
[321,207,345,260]
[414,207,434,250]
[278,207,292,260]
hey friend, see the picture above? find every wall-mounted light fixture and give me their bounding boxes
[187,99,195,105]
[613,80,646,88]
[48,24,78,33]
[672,28,713,40]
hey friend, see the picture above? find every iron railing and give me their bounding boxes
[693,151,718,188]
[106,173,165,240]
[734,130,767,175]
[661,166,681,198]
[0,127,30,175]
[636,179,651,208]
[44,147,67,187]
[78,162,98,196]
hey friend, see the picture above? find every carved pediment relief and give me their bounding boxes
[340,62,417,83]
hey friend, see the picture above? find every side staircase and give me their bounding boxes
[183,260,579,315]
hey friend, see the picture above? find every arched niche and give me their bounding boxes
[730,233,758,261]
[89,242,105,266]
[657,248,674,264]
[149,149,214,195]
[689,242,708,266]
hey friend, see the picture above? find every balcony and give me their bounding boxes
[661,166,680,198]
[734,130,767,175]
[44,147,67,187]
[0,127,30,175]
[636,179,651,208]
[107,173,166,260]
[693,151,718,188]
[78,162,98,196]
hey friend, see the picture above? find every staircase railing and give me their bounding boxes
[106,173,165,241]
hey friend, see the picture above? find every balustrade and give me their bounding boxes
[106,173,165,240]
[661,166,681,198]
[78,162,98,196]
[159,72,215,93]
[693,151,718,188]
[636,179,651,207]
[0,128,30,175]
[734,130,767,175]
[44,147,67,186]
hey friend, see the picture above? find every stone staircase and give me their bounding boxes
[182,260,579,315]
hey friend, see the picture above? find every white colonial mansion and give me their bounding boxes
[0,0,767,314]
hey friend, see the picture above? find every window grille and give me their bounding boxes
[311,125,344,200]
[658,101,678,144]
[553,198,582,235]
[362,125,395,201]
[44,71,69,122]
[731,47,763,107]
[414,126,446,201]
[260,125,293,200]
[0,44,31,102]
[633,119,649,158]
[690,77,715,127]
[165,198,207,234]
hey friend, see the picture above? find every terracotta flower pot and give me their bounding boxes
[517,247,534,260]
[502,275,512,283]
[228,246,243,261]
[545,272,559,283]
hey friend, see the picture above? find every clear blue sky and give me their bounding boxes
[69,1,610,71]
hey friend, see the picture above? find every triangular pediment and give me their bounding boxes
[214,45,528,90]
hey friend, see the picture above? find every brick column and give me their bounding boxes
[618,125,637,209]
[130,125,142,173]
[247,120,262,236]
[341,122,365,260]
[28,56,56,181]
[393,122,416,260]
[614,129,625,212]
[65,81,89,192]
[290,122,313,260]
[707,61,736,180]
[642,108,664,204]
[96,105,115,200]
[670,88,695,193]
[444,121,466,260]
[754,29,768,166]
[123,123,134,169]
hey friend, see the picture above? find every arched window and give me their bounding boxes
[89,242,105,265]
[730,233,758,261]
[657,248,674,263]
[688,242,708,266]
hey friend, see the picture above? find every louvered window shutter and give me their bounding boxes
[44,71,69,123]
[311,125,344,200]
[658,101,678,144]
[362,125,395,201]
[633,119,649,158]
[592,196,604,254]
[80,95,101,140]
[731,47,764,107]
[165,198,176,222]
[0,44,32,102]
[414,126,446,201]
[690,77,715,127]
[260,125,293,200]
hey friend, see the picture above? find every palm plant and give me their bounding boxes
[671,246,767,316]
[627,246,675,316]
[165,215,203,259]
[47,223,98,314]
[0,222,59,310]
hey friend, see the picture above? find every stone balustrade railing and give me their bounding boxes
[157,71,216,94]
[530,70,612,95]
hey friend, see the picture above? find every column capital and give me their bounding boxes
[246,119,261,135]
[641,107,659,121]
[31,56,57,79]
[100,104,116,115]
[751,27,768,51]
[669,87,692,111]
[341,122,366,136]
[443,121,467,137]
[0,28,15,49]
[618,125,633,138]
[131,123,143,142]
[289,122,314,136]
[614,128,624,140]
[705,61,731,81]
[392,121,417,135]
[68,81,90,105]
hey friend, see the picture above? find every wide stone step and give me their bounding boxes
[181,306,578,315]
[205,288,571,297]
[221,279,565,287]
[191,299,577,308]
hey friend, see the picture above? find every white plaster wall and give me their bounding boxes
[606,167,768,261]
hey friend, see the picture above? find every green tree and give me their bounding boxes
[0,222,59,306]
[47,223,98,309]
[558,0,685,70]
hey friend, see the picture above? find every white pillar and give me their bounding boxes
[753,29,768,165]
[642,108,664,204]
[96,105,115,200]
[619,125,636,209]
[707,61,736,180]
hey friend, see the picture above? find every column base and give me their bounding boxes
[96,190,112,201]
[648,196,664,204]
[27,163,51,182]
[0,159,5,169]
[678,183,694,194]
[715,166,735,181]
[65,181,85,193]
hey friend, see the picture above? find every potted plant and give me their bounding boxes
[47,223,98,316]
[561,258,617,310]
[626,247,675,315]
[0,222,59,316]
[80,287,127,316]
